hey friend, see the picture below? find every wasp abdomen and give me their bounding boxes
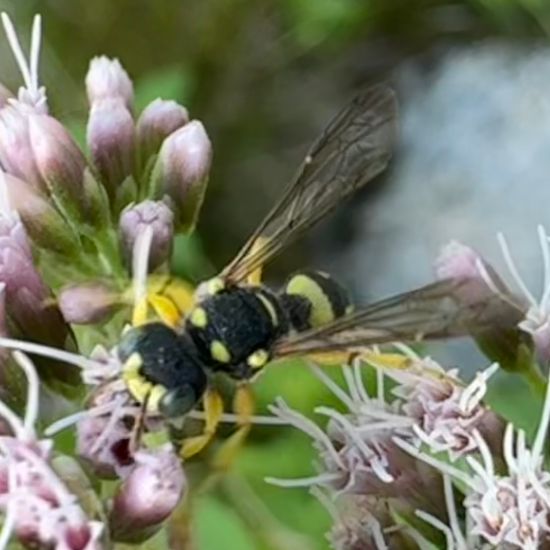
[280,270,352,331]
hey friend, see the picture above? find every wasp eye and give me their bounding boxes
[159,384,199,418]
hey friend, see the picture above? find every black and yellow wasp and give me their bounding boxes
[118,84,490,460]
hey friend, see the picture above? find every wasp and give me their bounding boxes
[117,84,493,460]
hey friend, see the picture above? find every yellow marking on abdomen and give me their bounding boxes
[286,274,335,327]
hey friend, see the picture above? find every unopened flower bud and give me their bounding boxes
[28,113,89,222]
[435,241,528,372]
[137,99,189,160]
[87,98,135,197]
[4,172,80,255]
[110,448,186,543]
[0,216,79,386]
[119,200,174,270]
[0,106,43,190]
[151,121,211,232]
[58,282,121,325]
[86,56,134,110]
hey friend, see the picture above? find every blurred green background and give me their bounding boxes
[1,1,549,548]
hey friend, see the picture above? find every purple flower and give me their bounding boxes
[119,200,174,270]
[435,239,530,373]
[151,120,212,231]
[136,99,189,160]
[28,112,89,221]
[0,351,103,550]
[109,447,186,543]
[85,56,134,110]
[87,98,135,198]
[3,170,79,255]
[58,282,120,325]
[397,372,550,549]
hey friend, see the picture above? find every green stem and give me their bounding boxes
[524,360,547,398]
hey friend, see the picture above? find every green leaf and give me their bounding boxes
[194,495,257,550]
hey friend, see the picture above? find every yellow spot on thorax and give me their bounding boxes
[207,278,225,295]
[247,349,269,369]
[210,340,231,363]
[189,307,208,328]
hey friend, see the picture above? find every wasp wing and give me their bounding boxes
[271,279,525,357]
[219,84,398,286]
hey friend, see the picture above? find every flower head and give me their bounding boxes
[268,352,508,546]
[0,351,103,550]
[396,367,550,549]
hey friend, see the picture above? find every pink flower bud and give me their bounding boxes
[85,56,134,109]
[0,216,78,385]
[151,120,211,231]
[110,448,186,543]
[4,172,79,255]
[0,106,44,191]
[119,200,174,270]
[28,113,88,221]
[58,282,121,325]
[136,99,189,160]
[435,240,527,372]
[87,98,135,197]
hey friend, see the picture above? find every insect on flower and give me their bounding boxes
[0,13,507,464]
[111,84,506,463]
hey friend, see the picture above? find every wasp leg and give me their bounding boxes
[180,388,224,459]
[130,275,195,328]
[212,382,254,470]
[147,294,183,328]
[129,391,150,454]
[306,350,411,370]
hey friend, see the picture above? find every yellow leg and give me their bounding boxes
[307,350,411,370]
[129,275,195,327]
[180,388,223,459]
[132,297,149,327]
[212,383,254,470]
[148,294,182,328]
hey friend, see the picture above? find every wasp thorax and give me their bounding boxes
[186,286,287,380]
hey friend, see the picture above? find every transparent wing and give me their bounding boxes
[219,84,398,285]
[272,279,524,357]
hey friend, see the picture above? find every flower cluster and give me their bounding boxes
[1,9,550,550]
[0,13,208,546]
[0,350,103,549]
[0,12,211,344]
[267,351,512,548]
